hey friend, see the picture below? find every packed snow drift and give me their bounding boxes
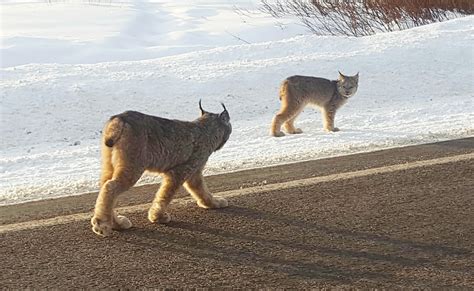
[1,1,473,205]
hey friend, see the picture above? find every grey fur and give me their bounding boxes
[270,71,359,136]
[91,103,232,237]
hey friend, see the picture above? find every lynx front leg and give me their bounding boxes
[184,171,228,209]
[148,174,181,224]
[322,107,339,132]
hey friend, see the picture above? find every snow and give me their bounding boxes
[0,2,473,206]
[1,1,306,67]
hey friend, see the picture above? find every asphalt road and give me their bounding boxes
[1,138,473,288]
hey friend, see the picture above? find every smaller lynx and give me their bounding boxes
[270,71,359,137]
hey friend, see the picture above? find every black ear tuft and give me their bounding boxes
[219,103,230,122]
[199,99,206,115]
[338,71,345,79]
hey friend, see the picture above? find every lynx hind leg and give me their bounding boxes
[99,145,113,188]
[184,171,228,209]
[148,174,182,224]
[271,86,289,137]
[270,113,286,137]
[283,112,304,134]
[91,167,141,237]
[273,109,305,137]
[271,92,305,136]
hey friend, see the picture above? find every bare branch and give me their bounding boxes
[255,0,472,37]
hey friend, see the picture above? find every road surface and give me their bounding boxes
[1,138,473,288]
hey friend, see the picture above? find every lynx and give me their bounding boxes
[91,101,232,237]
[270,71,359,136]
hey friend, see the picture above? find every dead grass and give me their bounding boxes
[260,0,473,36]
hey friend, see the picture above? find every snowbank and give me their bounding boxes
[0,2,472,205]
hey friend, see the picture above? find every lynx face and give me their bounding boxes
[337,72,359,98]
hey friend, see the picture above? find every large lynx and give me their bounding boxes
[270,71,359,136]
[91,101,232,237]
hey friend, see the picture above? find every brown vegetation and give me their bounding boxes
[260,0,473,36]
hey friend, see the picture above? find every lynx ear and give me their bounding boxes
[219,103,230,122]
[338,71,345,80]
[199,99,207,115]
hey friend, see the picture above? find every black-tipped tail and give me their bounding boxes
[103,117,125,148]
[105,138,115,147]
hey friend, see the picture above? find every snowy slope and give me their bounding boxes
[1,1,307,68]
[0,2,473,206]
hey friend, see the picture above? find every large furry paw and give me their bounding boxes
[288,128,303,134]
[325,127,340,132]
[91,216,113,237]
[213,196,229,208]
[148,209,171,224]
[198,196,228,209]
[113,215,132,230]
[271,131,285,137]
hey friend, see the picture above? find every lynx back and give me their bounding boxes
[91,101,232,237]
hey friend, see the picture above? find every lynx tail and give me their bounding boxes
[103,117,125,147]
